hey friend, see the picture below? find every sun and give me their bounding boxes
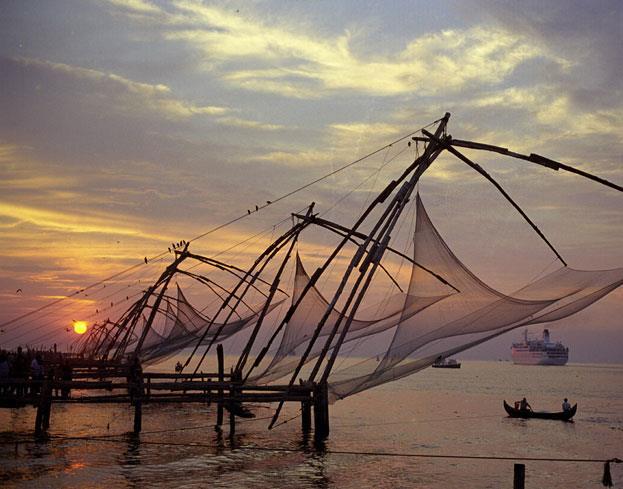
[73,321,88,335]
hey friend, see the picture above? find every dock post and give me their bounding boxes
[513,463,525,489]
[228,368,236,438]
[313,381,329,442]
[133,397,142,434]
[34,376,52,437]
[42,377,52,431]
[300,379,311,433]
[34,392,44,438]
[132,361,143,435]
[216,344,224,431]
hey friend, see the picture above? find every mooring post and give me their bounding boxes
[133,397,142,434]
[42,375,52,431]
[34,376,52,437]
[34,389,44,438]
[313,381,329,441]
[300,379,312,433]
[228,368,236,438]
[132,359,143,435]
[215,344,224,431]
[513,463,525,489]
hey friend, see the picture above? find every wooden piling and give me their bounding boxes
[513,463,525,489]
[34,394,44,437]
[313,381,329,441]
[216,344,224,431]
[228,368,236,437]
[35,377,52,437]
[132,360,143,434]
[133,397,142,434]
[300,379,311,433]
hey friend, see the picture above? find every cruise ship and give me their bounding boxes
[511,329,569,365]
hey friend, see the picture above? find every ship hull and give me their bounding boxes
[511,349,568,366]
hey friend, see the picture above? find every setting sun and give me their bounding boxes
[73,320,88,335]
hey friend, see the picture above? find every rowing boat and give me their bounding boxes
[503,400,576,421]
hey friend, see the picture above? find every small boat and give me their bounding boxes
[503,400,576,421]
[432,358,461,368]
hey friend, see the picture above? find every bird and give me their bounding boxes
[144,257,148,264]
[16,288,22,294]
[266,200,272,204]
[255,205,259,211]
[168,247,171,253]
[247,209,251,215]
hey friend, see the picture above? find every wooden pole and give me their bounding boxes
[423,129,567,266]
[313,382,329,442]
[35,377,52,437]
[186,224,304,374]
[215,344,224,430]
[34,388,44,437]
[300,379,311,433]
[238,207,313,376]
[316,122,450,386]
[42,380,52,431]
[133,397,142,434]
[513,463,525,489]
[229,369,236,438]
[269,113,450,429]
[132,361,143,434]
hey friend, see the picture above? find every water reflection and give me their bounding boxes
[1,362,622,488]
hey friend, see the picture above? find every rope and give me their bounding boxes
[3,434,620,466]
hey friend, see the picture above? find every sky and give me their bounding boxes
[0,0,621,362]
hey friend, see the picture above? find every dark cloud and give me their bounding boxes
[462,0,622,106]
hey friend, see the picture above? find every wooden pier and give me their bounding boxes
[0,347,330,442]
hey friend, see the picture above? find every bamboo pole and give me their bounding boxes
[185,223,306,374]
[237,204,314,376]
[315,116,450,385]
[267,114,451,429]
[423,130,567,266]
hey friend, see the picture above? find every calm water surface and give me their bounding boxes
[1,361,622,488]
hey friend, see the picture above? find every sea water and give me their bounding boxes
[1,361,622,488]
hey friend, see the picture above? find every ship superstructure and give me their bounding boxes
[511,329,569,365]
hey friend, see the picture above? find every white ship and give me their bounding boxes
[511,329,568,365]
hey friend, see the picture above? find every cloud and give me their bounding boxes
[8,56,228,121]
[0,201,166,241]
[105,0,162,15]
[218,116,285,131]
[107,1,558,98]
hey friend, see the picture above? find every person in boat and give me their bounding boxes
[562,398,571,411]
[175,361,183,373]
[519,397,532,412]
